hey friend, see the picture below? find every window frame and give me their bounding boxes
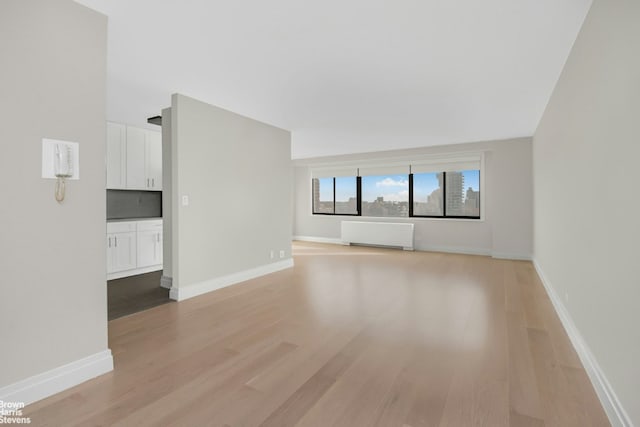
[311,176,361,216]
[410,171,481,220]
[360,173,410,219]
[311,169,481,220]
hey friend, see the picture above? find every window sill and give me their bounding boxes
[310,214,484,223]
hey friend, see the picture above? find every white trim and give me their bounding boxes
[311,166,358,179]
[491,252,532,261]
[294,149,488,168]
[294,237,490,257]
[107,264,162,281]
[169,259,294,301]
[293,235,343,245]
[307,214,486,223]
[160,275,173,289]
[0,350,113,406]
[533,259,633,427]
[416,245,491,257]
[295,237,531,260]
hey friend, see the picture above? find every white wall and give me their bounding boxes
[0,0,111,396]
[533,0,639,424]
[294,138,532,259]
[169,94,292,300]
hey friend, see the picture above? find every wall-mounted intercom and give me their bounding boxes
[42,138,80,203]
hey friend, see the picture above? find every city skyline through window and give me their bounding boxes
[312,169,480,218]
[335,176,357,214]
[362,175,409,217]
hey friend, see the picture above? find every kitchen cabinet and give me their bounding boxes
[125,126,162,190]
[106,122,162,190]
[137,220,163,268]
[107,219,163,280]
[125,126,147,189]
[145,131,162,190]
[106,222,137,275]
[106,122,126,189]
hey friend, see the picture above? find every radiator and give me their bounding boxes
[341,221,414,251]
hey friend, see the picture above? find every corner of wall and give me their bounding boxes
[0,351,113,407]
[532,259,633,427]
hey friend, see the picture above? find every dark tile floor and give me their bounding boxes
[107,270,172,320]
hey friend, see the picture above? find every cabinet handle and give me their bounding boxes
[152,178,155,187]
[147,178,150,187]
[108,237,111,248]
[157,233,160,242]
[114,236,118,247]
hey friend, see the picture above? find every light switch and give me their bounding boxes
[182,195,189,206]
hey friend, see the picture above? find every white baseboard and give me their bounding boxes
[160,275,172,289]
[491,252,532,261]
[169,259,294,301]
[533,259,632,427]
[416,244,491,257]
[295,236,491,256]
[0,350,113,407]
[107,264,162,281]
[293,235,343,245]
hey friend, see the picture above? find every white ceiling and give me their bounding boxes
[76,0,592,159]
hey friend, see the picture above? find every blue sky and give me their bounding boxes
[362,175,408,202]
[319,171,480,202]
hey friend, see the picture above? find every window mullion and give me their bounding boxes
[357,176,362,216]
[409,174,414,217]
[443,171,447,217]
[333,177,336,215]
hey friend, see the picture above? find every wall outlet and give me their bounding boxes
[279,250,285,259]
[564,292,569,303]
[181,195,189,206]
[270,250,275,259]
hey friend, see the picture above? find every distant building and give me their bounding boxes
[465,187,480,216]
[443,172,464,215]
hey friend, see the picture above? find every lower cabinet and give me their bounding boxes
[137,221,163,268]
[107,231,136,273]
[107,219,163,280]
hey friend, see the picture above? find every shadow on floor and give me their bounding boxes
[108,270,172,321]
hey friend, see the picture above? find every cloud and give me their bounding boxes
[382,190,409,202]
[376,177,408,188]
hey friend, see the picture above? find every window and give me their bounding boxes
[411,170,480,218]
[335,176,358,215]
[446,170,480,218]
[412,172,443,216]
[361,174,409,217]
[312,176,359,215]
[310,160,481,220]
[312,177,334,214]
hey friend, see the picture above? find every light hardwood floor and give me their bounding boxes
[24,242,609,426]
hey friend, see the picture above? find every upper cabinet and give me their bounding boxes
[106,121,162,190]
[145,131,162,190]
[125,126,147,189]
[106,123,126,189]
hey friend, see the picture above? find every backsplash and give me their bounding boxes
[107,190,162,220]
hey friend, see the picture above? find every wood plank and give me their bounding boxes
[22,242,608,427]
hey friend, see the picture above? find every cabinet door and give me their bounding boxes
[109,232,137,273]
[146,130,162,190]
[106,235,114,273]
[126,126,147,189]
[137,229,162,268]
[106,122,126,189]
